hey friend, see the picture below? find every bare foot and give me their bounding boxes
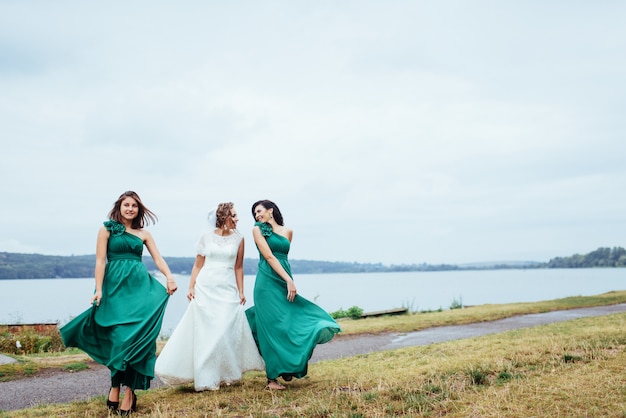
[266,379,286,390]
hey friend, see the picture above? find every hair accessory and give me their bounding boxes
[207,209,217,229]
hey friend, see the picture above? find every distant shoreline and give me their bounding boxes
[1,247,625,279]
[0,251,544,280]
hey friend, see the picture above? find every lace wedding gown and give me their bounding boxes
[155,229,264,391]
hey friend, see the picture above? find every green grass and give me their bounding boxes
[0,357,39,382]
[61,362,89,372]
[337,290,626,335]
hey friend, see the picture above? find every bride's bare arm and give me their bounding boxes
[187,255,205,301]
[235,238,246,304]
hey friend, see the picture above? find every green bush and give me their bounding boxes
[330,305,364,320]
[346,305,364,319]
[0,328,65,355]
[330,308,347,319]
[449,295,463,310]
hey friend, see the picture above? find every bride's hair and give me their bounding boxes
[109,191,157,229]
[251,200,284,226]
[215,202,234,228]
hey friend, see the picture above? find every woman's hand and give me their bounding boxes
[187,288,195,302]
[90,290,103,306]
[239,292,247,305]
[166,280,178,296]
[286,280,297,302]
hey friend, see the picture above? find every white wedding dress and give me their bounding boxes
[155,229,264,391]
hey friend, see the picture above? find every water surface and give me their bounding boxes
[1,268,623,337]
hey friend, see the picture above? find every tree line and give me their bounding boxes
[0,252,469,279]
[0,247,623,280]
[544,247,626,268]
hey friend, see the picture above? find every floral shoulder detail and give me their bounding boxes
[103,220,125,236]
[254,221,273,237]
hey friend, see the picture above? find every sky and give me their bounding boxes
[1,1,625,266]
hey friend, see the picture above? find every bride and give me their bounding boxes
[155,202,264,391]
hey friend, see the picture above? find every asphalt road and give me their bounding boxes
[2,303,626,412]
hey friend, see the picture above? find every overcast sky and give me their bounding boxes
[1,1,625,266]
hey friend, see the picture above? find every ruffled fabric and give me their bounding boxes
[255,221,273,237]
[104,220,125,236]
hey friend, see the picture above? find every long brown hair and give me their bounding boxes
[108,191,157,229]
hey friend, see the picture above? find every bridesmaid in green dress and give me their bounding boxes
[245,200,341,390]
[60,191,178,415]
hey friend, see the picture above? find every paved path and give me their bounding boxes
[2,303,626,412]
[0,354,16,366]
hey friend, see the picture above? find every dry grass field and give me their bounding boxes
[2,291,626,417]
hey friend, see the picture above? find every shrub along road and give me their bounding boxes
[2,303,626,412]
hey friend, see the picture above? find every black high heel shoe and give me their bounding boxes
[106,387,119,411]
[106,399,119,411]
[119,390,136,416]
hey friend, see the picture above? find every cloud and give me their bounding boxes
[1,1,625,265]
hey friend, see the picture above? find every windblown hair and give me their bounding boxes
[215,202,234,228]
[108,191,157,229]
[251,199,284,226]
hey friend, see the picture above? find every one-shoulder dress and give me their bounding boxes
[60,220,170,390]
[155,230,264,391]
[245,222,341,380]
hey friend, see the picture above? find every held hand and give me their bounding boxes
[166,280,178,296]
[286,280,297,302]
[187,288,195,302]
[91,290,103,306]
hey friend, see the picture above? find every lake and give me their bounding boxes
[1,268,624,337]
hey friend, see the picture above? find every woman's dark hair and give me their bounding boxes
[251,199,284,226]
[215,202,234,228]
[108,191,157,229]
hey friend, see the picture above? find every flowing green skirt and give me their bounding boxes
[246,258,341,380]
[60,259,169,390]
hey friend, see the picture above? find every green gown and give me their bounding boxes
[60,220,170,390]
[245,222,341,380]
